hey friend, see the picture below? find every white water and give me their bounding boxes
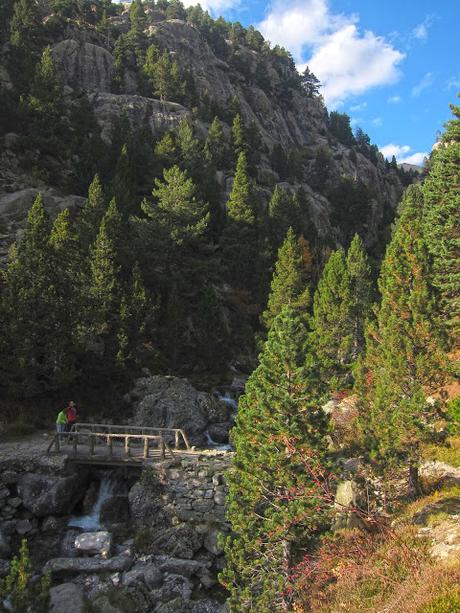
[216,391,238,420]
[68,476,115,531]
[205,431,232,452]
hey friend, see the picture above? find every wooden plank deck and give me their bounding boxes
[47,423,194,466]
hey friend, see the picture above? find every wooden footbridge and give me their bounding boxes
[47,423,194,466]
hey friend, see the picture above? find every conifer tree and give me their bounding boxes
[204,117,227,168]
[310,235,372,388]
[231,113,247,158]
[109,144,136,215]
[1,195,65,394]
[48,209,83,383]
[262,228,311,330]
[176,117,200,174]
[9,0,40,48]
[422,104,460,346]
[268,185,301,249]
[222,306,330,611]
[220,152,257,292]
[86,199,123,362]
[117,263,155,369]
[78,174,107,250]
[361,186,445,496]
[27,47,63,125]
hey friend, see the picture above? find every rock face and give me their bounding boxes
[18,471,86,517]
[128,375,227,446]
[89,92,190,143]
[52,40,114,93]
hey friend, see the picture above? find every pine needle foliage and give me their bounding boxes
[222,306,330,611]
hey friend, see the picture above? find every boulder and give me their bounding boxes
[153,573,193,603]
[49,582,85,613]
[18,472,86,517]
[15,519,32,535]
[128,375,222,446]
[203,528,224,556]
[147,524,203,559]
[52,40,113,93]
[44,552,133,575]
[157,557,206,578]
[333,480,366,531]
[75,531,112,557]
[420,461,460,486]
[129,482,168,529]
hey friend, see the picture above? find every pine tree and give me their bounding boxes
[361,186,445,496]
[231,113,247,158]
[1,195,65,395]
[109,144,136,215]
[78,174,107,250]
[204,117,227,168]
[48,208,83,384]
[262,228,311,330]
[422,104,460,346]
[117,263,156,369]
[222,306,330,611]
[220,152,257,292]
[176,117,200,174]
[9,0,40,48]
[310,236,372,389]
[86,199,123,362]
[27,46,64,125]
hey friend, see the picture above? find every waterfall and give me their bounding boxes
[68,476,115,531]
[216,391,238,421]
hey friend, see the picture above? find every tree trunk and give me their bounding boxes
[408,463,421,500]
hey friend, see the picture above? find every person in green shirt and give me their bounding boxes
[56,410,67,434]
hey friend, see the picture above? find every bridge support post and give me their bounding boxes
[89,436,95,455]
[107,436,113,458]
[124,436,130,457]
[143,437,149,459]
[175,431,180,449]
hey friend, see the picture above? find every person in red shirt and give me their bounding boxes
[65,401,78,434]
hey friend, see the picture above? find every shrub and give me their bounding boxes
[0,539,50,613]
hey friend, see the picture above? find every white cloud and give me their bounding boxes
[446,75,460,91]
[379,143,427,166]
[412,14,436,41]
[401,152,428,165]
[411,72,434,97]
[181,0,240,14]
[388,95,401,104]
[350,102,367,112]
[372,117,383,127]
[258,0,404,107]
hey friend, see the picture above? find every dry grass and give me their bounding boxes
[291,525,431,613]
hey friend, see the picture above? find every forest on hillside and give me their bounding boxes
[0,0,459,611]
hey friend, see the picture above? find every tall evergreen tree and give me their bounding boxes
[220,152,257,293]
[1,195,68,394]
[86,199,123,364]
[361,186,445,496]
[204,116,227,168]
[422,103,460,346]
[77,174,107,250]
[262,228,311,330]
[222,306,330,611]
[231,113,247,158]
[310,235,372,389]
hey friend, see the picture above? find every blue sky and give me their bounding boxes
[182,0,460,165]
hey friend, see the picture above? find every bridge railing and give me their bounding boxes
[70,423,191,450]
[46,430,176,460]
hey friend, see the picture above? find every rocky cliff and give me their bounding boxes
[0,1,404,258]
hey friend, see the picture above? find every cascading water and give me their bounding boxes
[216,391,238,421]
[205,389,240,451]
[68,475,115,531]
